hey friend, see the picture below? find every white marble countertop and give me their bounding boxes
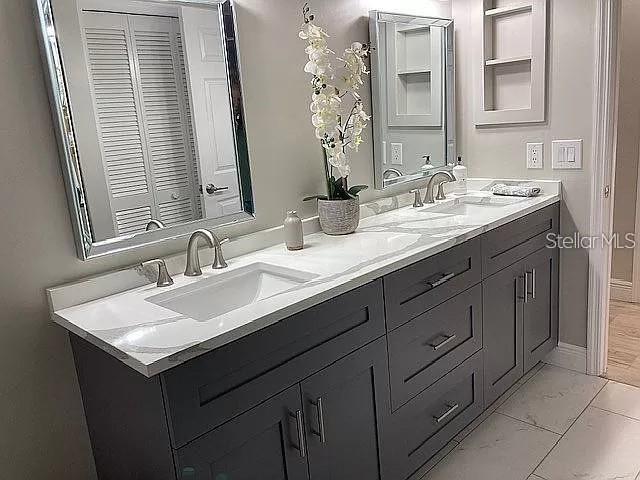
[49,179,561,376]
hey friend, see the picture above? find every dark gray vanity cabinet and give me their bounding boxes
[482,203,559,406]
[176,337,390,480]
[70,201,561,480]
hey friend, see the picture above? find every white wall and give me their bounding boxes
[0,0,450,477]
[453,0,596,347]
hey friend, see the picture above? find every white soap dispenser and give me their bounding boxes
[453,156,467,194]
[421,155,434,173]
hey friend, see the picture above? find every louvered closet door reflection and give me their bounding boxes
[83,12,202,235]
[129,16,201,228]
[83,12,155,236]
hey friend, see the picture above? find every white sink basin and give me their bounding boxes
[422,194,526,215]
[146,263,317,321]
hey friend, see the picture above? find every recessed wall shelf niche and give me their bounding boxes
[385,22,442,127]
[474,0,547,126]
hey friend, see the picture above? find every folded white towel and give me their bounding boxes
[491,183,541,197]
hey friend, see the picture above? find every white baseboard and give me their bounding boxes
[610,278,633,302]
[545,342,587,374]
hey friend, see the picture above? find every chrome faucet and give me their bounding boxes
[425,171,456,204]
[185,229,229,276]
[382,168,403,186]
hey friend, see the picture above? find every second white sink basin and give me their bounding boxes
[459,194,527,206]
[423,194,527,215]
[147,263,317,321]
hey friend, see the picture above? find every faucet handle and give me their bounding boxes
[436,182,448,201]
[410,189,424,208]
[212,237,229,270]
[142,259,174,287]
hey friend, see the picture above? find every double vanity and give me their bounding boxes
[33,0,565,476]
[49,180,561,480]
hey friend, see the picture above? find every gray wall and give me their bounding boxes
[453,0,596,347]
[0,0,449,477]
[611,0,640,283]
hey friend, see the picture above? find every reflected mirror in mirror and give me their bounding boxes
[369,12,455,189]
[35,0,254,259]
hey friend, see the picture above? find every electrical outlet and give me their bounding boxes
[527,142,543,169]
[390,143,403,165]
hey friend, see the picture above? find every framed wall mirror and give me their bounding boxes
[369,12,455,189]
[35,0,254,260]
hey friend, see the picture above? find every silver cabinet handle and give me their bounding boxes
[428,334,457,351]
[523,273,529,303]
[429,272,455,289]
[311,397,327,444]
[206,184,229,195]
[291,410,306,458]
[527,269,537,300]
[433,403,459,424]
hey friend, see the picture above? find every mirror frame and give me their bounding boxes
[34,0,255,260]
[369,11,456,190]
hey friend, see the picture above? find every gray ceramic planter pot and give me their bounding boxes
[317,198,360,235]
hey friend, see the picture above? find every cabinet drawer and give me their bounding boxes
[388,285,482,410]
[384,238,482,331]
[384,352,484,480]
[162,280,385,448]
[482,202,559,277]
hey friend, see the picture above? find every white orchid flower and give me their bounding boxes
[300,8,369,183]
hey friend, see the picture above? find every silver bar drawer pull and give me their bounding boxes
[433,403,460,424]
[529,269,537,299]
[311,397,327,444]
[429,272,456,288]
[428,334,457,351]
[290,410,306,458]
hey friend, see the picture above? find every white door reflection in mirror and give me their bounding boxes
[181,6,241,219]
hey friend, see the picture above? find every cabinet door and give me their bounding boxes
[483,260,525,406]
[523,247,559,371]
[175,385,309,480]
[301,338,390,480]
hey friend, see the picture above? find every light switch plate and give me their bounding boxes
[390,143,403,165]
[552,139,582,169]
[527,142,544,169]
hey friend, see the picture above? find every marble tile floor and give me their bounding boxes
[608,299,640,387]
[420,363,640,480]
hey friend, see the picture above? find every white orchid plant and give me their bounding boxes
[300,4,370,201]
